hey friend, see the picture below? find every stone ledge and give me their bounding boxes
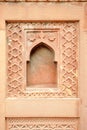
[5,98,80,117]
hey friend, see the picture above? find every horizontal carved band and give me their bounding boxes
[0,0,86,1]
[6,117,78,130]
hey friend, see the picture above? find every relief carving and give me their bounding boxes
[7,22,79,97]
[60,23,78,97]
[7,117,78,130]
[7,24,25,96]
[27,31,57,42]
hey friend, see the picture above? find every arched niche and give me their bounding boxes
[28,42,56,62]
[27,42,57,88]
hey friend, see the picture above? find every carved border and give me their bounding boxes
[6,117,78,130]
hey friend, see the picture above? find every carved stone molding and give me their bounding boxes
[0,0,86,2]
[7,21,79,97]
[6,117,78,130]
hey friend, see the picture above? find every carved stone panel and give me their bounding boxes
[7,22,79,97]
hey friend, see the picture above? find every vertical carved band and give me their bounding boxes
[60,23,78,97]
[7,24,24,96]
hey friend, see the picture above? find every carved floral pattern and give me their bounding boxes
[27,31,57,42]
[7,117,78,130]
[7,22,79,97]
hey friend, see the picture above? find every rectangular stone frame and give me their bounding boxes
[7,21,78,98]
[0,2,86,130]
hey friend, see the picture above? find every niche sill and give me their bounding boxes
[26,84,59,93]
[27,83,57,88]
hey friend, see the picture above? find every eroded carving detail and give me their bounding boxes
[7,22,78,97]
[7,117,78,130]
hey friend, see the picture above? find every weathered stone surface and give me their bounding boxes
[0,1,87,130]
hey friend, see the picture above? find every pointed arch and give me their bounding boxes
[29,42,55,61]
[27,42,57,87]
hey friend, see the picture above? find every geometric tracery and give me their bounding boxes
[7,117,78,130]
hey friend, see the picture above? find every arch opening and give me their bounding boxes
[27,42,57,88]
